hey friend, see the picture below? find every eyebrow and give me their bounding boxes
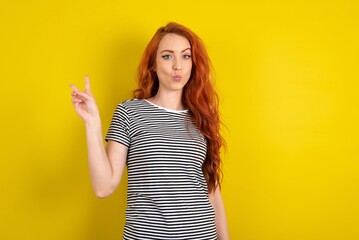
[160,48,191,54]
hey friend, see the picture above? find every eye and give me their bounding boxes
[161,54,172,60]
[183,54,191,60]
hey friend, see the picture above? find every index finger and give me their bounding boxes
[85,75,91,93]
[70,84,79,92]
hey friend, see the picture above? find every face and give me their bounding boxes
[154,33,192,94]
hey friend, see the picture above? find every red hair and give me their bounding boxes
[134,22,224,193]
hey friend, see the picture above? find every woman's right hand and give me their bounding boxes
[70,76,100,124]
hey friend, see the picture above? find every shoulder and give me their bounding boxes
[113,98,149,116]
[118,98,145,109]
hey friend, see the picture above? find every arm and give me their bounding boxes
[71,76,127,198]
[209,186,230,240]
[86,120,127,198]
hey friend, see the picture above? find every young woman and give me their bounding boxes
[71,22,229,239]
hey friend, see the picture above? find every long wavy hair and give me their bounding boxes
[134,22,224,193]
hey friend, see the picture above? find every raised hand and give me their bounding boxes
[70,76,100,124]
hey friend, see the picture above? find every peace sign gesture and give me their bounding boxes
[70,76,100,124]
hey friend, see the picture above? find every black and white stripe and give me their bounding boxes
[106,98,217,240]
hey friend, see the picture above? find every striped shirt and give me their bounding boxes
[105,98,217,240]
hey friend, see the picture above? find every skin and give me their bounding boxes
[148,33,192,110]
[70,33,229,239]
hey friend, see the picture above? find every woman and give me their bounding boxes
[71,22,229,239]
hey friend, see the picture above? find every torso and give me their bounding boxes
[106,99,217,240]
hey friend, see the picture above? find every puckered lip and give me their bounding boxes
[172,75,182,80]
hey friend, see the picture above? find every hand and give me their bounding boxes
[70,76,100,124]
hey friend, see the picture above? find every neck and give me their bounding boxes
[149,90,185,111]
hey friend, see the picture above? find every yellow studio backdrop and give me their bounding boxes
[0,0,358,239]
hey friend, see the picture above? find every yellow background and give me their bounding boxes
[1,0,358,239]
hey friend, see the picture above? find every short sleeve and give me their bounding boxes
[105,103,131,148]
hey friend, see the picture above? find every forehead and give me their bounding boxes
[157,33,191,51]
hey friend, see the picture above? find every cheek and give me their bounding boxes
[185,62,193,74]
[155,65,172,81]
[156,62,172,73]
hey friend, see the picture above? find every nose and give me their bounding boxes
[173,57,182,70]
